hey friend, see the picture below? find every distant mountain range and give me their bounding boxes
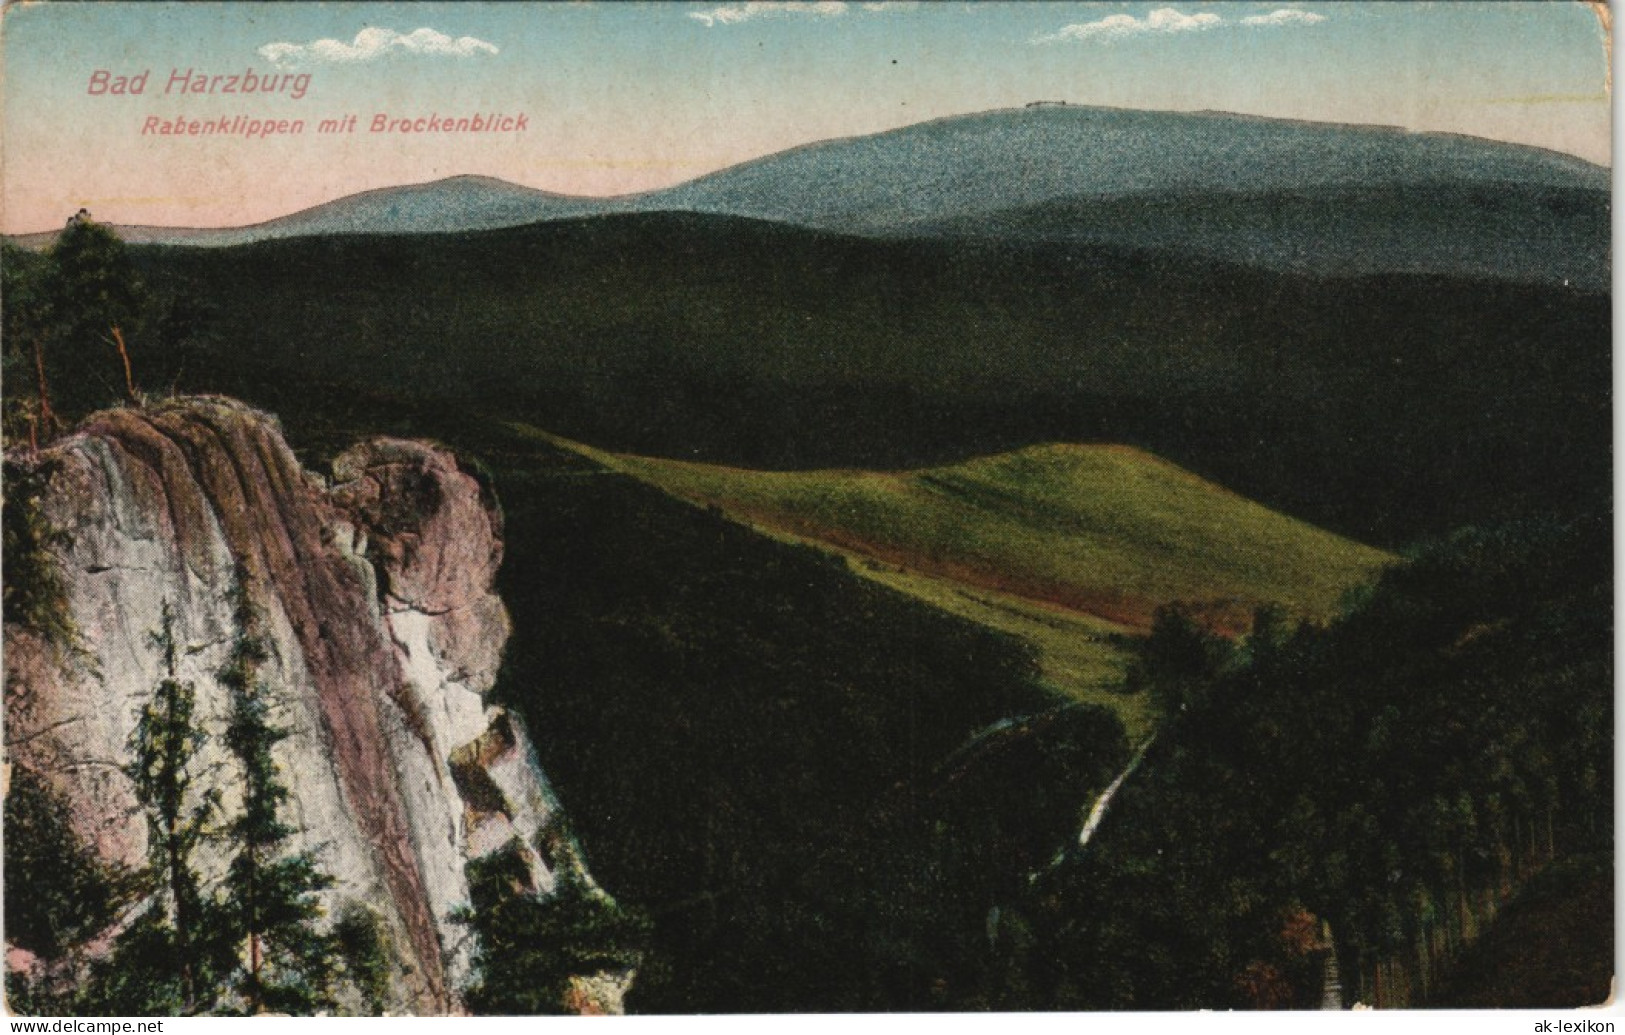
[10,106,1609,287]
[7,175,595,249]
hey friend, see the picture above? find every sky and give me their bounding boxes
[0,1,1610,233]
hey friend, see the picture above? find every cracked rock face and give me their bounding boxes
[3,397,608,1014]
[331,439,504,620]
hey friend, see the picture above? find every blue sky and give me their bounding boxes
[1,2,1609,232]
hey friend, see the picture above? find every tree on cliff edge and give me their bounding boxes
[49,212,144,405]
[1,215,146,449]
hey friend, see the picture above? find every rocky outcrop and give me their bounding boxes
[3,397,610,1014]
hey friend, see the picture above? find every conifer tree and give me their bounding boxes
[127,601,222,1013]
[218,586,336,1014]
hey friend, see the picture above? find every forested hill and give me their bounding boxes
[122,212,1610,547]
[1037,516,1612,1009]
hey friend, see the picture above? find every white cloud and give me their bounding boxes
[1240,8,1327,27]
[1033,6,1327,44]
[259,27,499,66]
[1034,7,1221,44]
[688,2,848,28]
[861,1,919,10]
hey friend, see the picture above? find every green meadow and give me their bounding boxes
[524,426,1392,737]
[596,440,1392,626]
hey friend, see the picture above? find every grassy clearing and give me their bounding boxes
[521,426,1390,736]
[587,440,1392,627]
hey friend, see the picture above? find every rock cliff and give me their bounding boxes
[3,397,615,1014]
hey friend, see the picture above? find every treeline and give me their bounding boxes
[1028,515,1611,1009]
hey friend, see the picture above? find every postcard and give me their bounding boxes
[0,0,1612,1023]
